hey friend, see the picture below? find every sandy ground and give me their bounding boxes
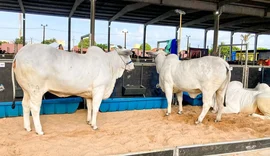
[1,105,270,156]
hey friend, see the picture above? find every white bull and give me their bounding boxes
[148,50,231,124]
[11,44,134,135]
[216,81,270,120]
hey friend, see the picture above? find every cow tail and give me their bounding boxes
[11,59,16,109]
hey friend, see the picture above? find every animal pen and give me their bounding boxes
[1,0,270,155]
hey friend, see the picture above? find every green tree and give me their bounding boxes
[78,38,96,48]
[209,42,240,56]
[232,46,241,51]
[257,47,268,50]
[209,44,213,54]
[0,41,8,45]
[96,43,108,51]
[42,38,56,44]
[15,36,26,44]
[139,43,151,50]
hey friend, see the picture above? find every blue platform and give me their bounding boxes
[0,97,82,118]
[99,97,168,112]
[0,94,202,117]
[183,92,203,106]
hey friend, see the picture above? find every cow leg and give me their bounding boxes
[29,94,44,135]
[22,91,31,132]
[215,90,225,122]
[164,83,173,116]
[195,92,213,124]
[86,98,93,125]
[176,92,183,114]
[211,93,218,114]
[91,87,105,130]
[251,113,270,120]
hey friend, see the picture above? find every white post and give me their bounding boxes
[175,9,186,56]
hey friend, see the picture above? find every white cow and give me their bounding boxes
[216,81,270,119]
[11,44,134,135]
[148,50,231,124]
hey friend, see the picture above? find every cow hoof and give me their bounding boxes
[211,110,217,114]
[165,112,170,116]
[87,121,91,125]
[25,128,32,132]
[214,119,221,123]
[177,111,182,115]
[92,126,98,130]
[195,120,201,125]
[36,131,44,135]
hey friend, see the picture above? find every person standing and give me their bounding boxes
[58,44,64,50]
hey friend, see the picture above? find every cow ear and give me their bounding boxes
[147,52,158,57]
[117,49,133,56]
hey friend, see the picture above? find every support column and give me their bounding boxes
[253,34,258,65]
[230,31,234,61]
[90,0,95,46]
[178,14,183,54]
[175,10,186,56]
[143,25,147,57]
[23,13,26,46]
[108,21,111,52]
[68,17,71,51]
[203,29,208,49]
[175,27,178,40]
[175,27,179,52]
[213,11,221,56]
[244,43,249,88]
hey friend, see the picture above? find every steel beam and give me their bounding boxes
[18,0,25,14]
[81,34,89,39]
[213,12,221,56]
[125,0,270,18]
[203,29,208,49]
[175,26,178,40]
[183,14,213,27]
[258,29,270,35]
[234,23,270,33]
[183,14,239,29]
[18,0,25,46]
[90,0,95,46]
[68,17,71,51]
[218,0,241,8]
[69,0,84,18]
[109,3,149,22]
[24,5,70,13]
[23,13,25,46]
[253,34,258,65]
[108,21,111,52]
[207,17,269,30]
[142,25,147,57]
[145,10,176,25]
[230,31,234,60]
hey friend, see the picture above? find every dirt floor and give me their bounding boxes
[0,105,270,156]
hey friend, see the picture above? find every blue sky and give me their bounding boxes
[0,11,269,50]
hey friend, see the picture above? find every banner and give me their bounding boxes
[189,47,209,59]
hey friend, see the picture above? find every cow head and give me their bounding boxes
[147,50,168,73]
[117,49,135,72]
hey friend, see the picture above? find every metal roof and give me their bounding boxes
[1,0,270,34]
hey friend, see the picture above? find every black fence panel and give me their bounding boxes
[248,67,261,88]
[230,66,243,82]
